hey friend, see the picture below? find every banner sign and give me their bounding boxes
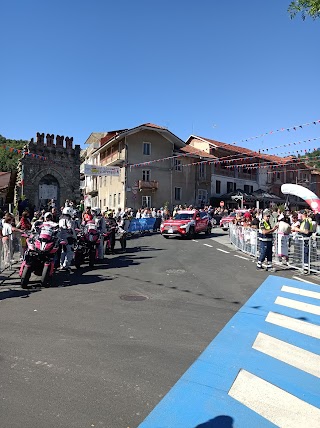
[84,164,120,176]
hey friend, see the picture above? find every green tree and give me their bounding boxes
[301,149,320,169]
[0,135,28,172]
[288,0,320,20]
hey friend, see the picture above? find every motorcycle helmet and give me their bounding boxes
[62,207,73,216]
[92,207,101,216]
[44,212,53,221]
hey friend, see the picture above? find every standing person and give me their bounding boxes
[82,206,93,223]
[277,214,291,265]
[105,211,117,254]
[292,210,313,271]
[2,213,22,267]
[116,215,127,252]
[58,207,76,270]
[257,209,278,271]
[92,207,106,259]
[19,210,32,258]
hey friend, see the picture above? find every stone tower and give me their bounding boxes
[15,133,81,209]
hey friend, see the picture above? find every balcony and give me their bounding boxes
[138,180,159,191]
[101,151,125,166]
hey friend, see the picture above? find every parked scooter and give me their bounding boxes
[19,223,66,289]
[74,221,101,268]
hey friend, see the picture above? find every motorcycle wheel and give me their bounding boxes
[41,264,51,288]
[89,250,95,267]
[21,266,32,289]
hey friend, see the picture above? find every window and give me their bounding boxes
[227,182,234,193]
[103,198,106,207]
[142,195,151,208]
[143,142,151,155]
[198,189,207,205]
[216,180,221,194]
[118,193,121,205]
[113,194,116,207]
[244,185,253,193]
[174,158,182,171]
[103,176,106,186]
[109,194,112,207]
[276,172,281,180]
[174,187,182,201]
[142,169,151,181]
[199,163,206,179]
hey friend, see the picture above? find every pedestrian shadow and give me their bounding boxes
[195,415,234,427]
[0,288,40,301]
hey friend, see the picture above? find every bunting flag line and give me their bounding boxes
[232,119,320,145]
[127,136,320,169]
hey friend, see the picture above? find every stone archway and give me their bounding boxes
[38,174,60,209]
[33,168,67,209]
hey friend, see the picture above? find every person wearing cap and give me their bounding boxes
[291,210,313,270]
[257,209,278,271]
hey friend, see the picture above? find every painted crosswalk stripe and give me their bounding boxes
[229,369,320,428]
[275,296,320,315]
[252,332,320,378]
[216,248,229,253]
[281,285,320,300]
[266,311,320,339]
[203,244,213,247]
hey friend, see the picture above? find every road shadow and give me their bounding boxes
[195,415,234,427]
[0,288,41,301]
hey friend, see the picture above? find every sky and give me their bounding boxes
[1,0,320,157]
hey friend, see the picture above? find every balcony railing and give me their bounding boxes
[101,151,125,166]
[138,180,159,190]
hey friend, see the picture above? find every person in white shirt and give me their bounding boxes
[2,213,23,267]
[58,207,76,270]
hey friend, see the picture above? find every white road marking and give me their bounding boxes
[281,285,320,300]
[292,276,320,286]
[275,296,320,315]
[266,311,320,339]
[203,244,213,248]
[234,255,250,260]
[192,240,198,242]
[216,248,229,253]
[252,332,320,378]
[229,369,320,428]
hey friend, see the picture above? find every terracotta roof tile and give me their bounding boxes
[191,135,292,165]
[180,146,217,159]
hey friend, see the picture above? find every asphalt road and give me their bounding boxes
[0,230,313,428]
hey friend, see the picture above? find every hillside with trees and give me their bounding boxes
[0,134,28,172]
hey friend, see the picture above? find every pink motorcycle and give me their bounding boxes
[74,221,101,268]
[19,224,66,289]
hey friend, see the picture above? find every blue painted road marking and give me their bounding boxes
[139,276,320,428]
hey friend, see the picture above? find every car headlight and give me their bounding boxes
[179,224,188,229]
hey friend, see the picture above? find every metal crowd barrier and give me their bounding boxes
[229,223,320,275]
[126,218,157,234]
[0,232,23,273]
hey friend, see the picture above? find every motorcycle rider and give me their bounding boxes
[91,207,106,259]
[58,207,76,270]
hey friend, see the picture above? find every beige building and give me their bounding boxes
[81,123,214,211]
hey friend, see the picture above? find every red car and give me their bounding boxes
[220,210,249,231]
[160,210,211,239]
